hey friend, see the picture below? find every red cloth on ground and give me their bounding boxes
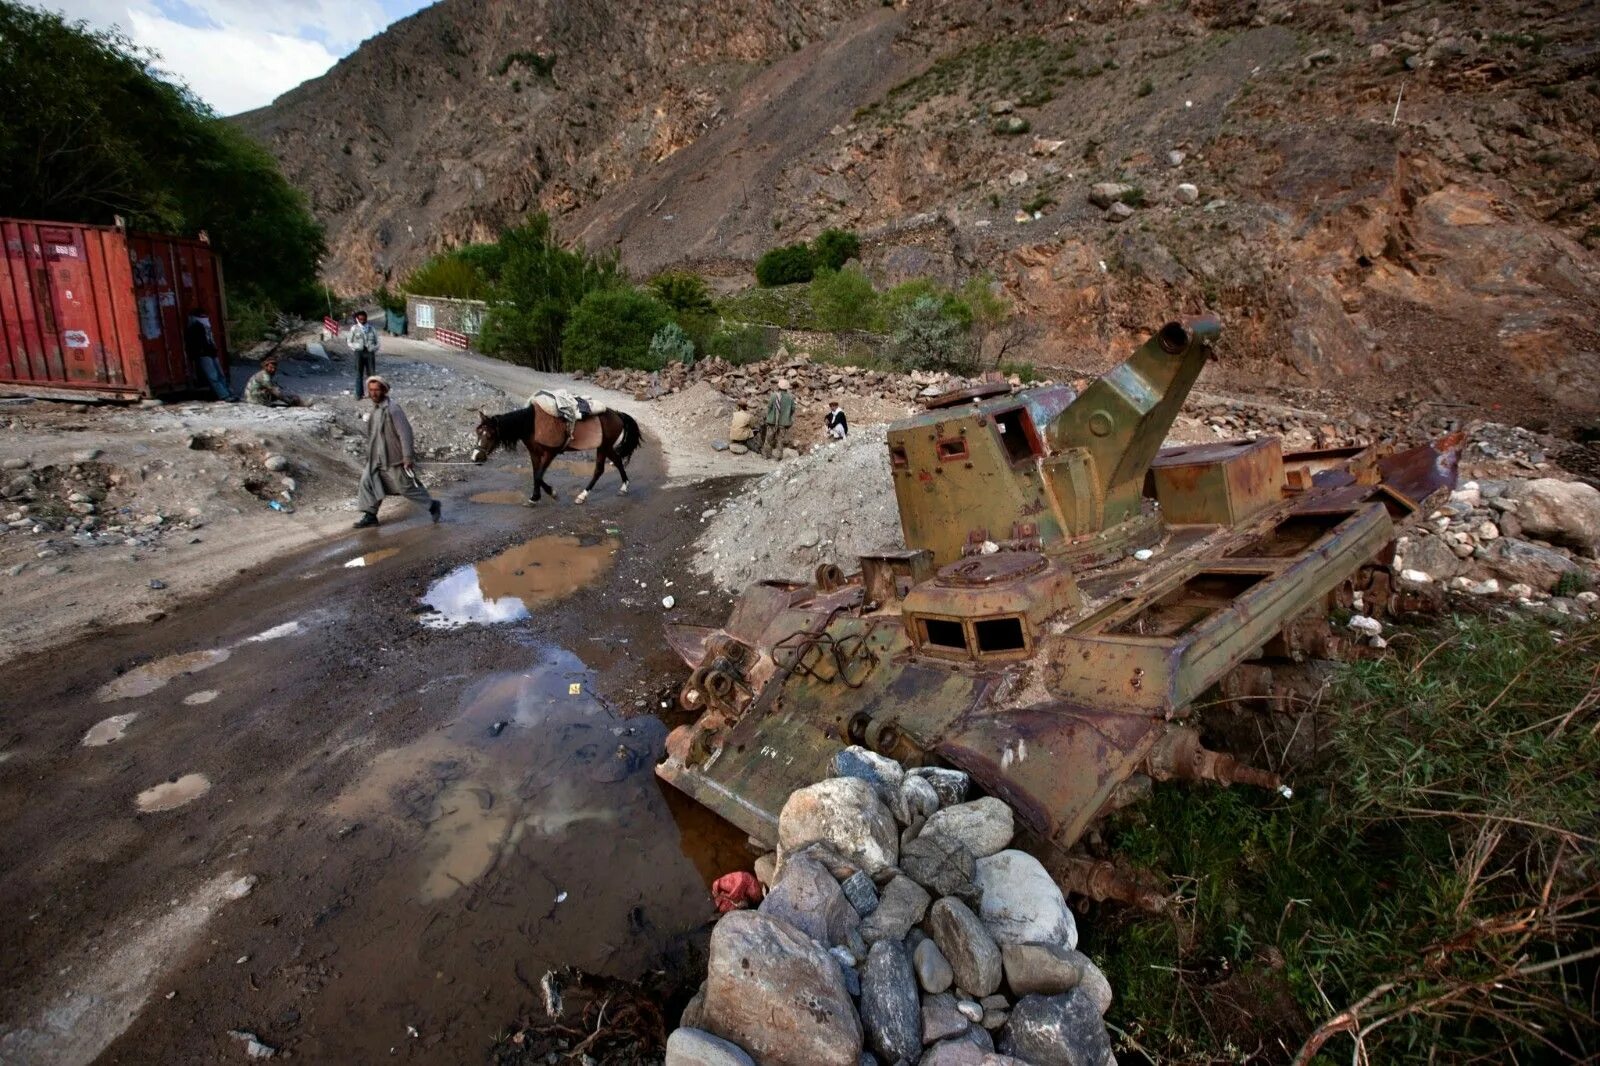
[711,870,764,913]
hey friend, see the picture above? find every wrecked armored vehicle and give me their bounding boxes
[658,317,1459,907]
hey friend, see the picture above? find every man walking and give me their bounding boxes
[348,311,380,398]
[354,376,441,528]
[762,378,796,460]
[185,307,233,401]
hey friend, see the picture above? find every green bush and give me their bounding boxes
[374,284,407,315]
[889,294,977,373]
[0,4,323,334]
[479,215,623,371]
[648,271,715,316]
[402,254,490,300]
[705,323,777,365]
[810,228,861,271]
[560,287,670,371]
[647,321,696,365]
[755,243,816,287]
[809,266,879,332]
[880,279,973,333]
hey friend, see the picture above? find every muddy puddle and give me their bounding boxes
[136,773,211,812]
[97,649,231,702]
[419,535,618,629]
[468,490,531,506]
[344,547,401,568]
[82,713,138,747]
[329,644,747,936]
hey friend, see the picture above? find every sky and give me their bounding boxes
[51,0,432,115]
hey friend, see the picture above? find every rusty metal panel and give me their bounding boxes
[0,217,227,400]
[1151,437,1284,526]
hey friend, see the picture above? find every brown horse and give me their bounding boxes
[471,402,642,503]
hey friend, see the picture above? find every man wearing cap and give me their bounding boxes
[348,311,380,398]
[728,399,756,454]
[761,378,796,460]
[354,375,441,528]
[243,355,305,407]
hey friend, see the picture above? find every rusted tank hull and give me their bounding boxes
[657,319,1460,904]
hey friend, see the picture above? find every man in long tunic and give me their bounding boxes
[761,378,796,460]
[354,376,441,528]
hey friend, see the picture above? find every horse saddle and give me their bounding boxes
[530,390,607,450]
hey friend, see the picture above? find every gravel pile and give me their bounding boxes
[693,423,902,590]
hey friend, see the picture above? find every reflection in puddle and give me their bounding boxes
[97,649,231,702]
[329,647,743,914]
[419,535,618,629]
[182,690,219,706]
[136,773,211,812]
[244,621,304,643]
[83,713,138,747]
[344,547,401,568]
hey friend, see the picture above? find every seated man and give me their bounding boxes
[243,355,304,407]
[728,399,756,453]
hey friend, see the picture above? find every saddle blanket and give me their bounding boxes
[530,389,608,422]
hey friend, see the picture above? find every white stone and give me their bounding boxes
[1174,182,1200,203]
[1346,614,1383,636]
[1506,478,1600,553]
[1399,569,1432,585]
[778,777,899,876]
[974,850,1077,949]
[920,798,1013,858]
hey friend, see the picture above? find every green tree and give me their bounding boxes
[0,3,323,329]
[810,228,861,271]
[810,266,879,332]
[648,271,714,316]
[401,253,492,300]
[560,288,670,371]
[879,278,972,333]
[479,215,622,371]
[755,243,816,287]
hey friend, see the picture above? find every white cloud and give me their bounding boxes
[53,0,390,114]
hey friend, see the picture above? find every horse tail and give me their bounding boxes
[614,410,643,463]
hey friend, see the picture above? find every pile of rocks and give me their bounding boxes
[1394,477,1600,620]
[669,748,1115,1066]
[0,456,202,551]
[583,354,1017,409]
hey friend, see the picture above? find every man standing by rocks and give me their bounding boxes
[243,355,304,407]
[762,378,796,460]
[826,400,848,441]
[354,376,440,528]
[185,307,233,401]
[348,311,380,398]
[728,399,757,454]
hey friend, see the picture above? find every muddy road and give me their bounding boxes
[0,445,755,1063]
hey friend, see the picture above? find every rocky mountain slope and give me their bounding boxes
[242,0,1600,426]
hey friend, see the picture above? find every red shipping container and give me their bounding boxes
[0,217,231,401]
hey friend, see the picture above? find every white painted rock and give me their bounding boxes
[921,797,1014,858]
[974,850,1077,949]
[778,777,899,876]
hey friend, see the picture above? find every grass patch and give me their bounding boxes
[858,36,1083,125]
[1096,616,1600,1063]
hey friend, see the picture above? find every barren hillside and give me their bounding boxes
[242,0,1600,425]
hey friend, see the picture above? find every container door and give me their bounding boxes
[36,226,109,383]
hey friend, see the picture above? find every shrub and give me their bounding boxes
[879,279,973,334]
[889,294,977,373]
[755,243,816,287]
[810,228,861,271]
[648,271,714,316]
[374,284,408,315]
[560,287,670,371]
[810,266,879,332]
[647,321,696,365]
[705,323,777,365]
[402,253,491,300]
[1137,78,1153,97]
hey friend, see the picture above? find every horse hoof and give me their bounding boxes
[619,483,630,495]
[575,491,589,504]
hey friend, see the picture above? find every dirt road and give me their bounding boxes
[0,408,755,1062]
